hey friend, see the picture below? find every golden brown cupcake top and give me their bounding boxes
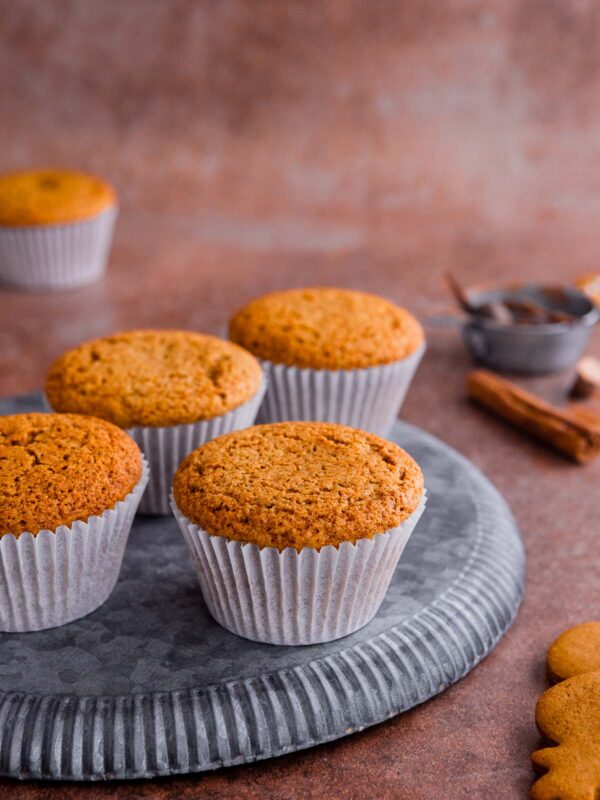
[0,413,142,536]
[0,169,116,226]
[229,287,424,370]
[174,421,424,551]
[46,330,263,429]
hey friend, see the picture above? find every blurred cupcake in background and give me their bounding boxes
[45,329,265,515]
[0,168,117,290]
[229,287,425,436]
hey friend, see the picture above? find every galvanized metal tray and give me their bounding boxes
[0,392,525,781]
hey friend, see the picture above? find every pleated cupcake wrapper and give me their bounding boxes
[171,493,427,646]
[0,206,117,290]
[0,459,149,633]
[256,343,425,436]
[128,381,266,516]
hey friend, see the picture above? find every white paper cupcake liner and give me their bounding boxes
[128,382,266,516]
[0,206,118,290]
[0,458,149,633]
[171,493,426,646]
[256,343,425,436]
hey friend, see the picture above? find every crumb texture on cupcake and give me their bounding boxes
[0,413,141,536]
[229,287,424,370]
[174,421,424,550]
[0,169,116,226]
[46,330,263,429]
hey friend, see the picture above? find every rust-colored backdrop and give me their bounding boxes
[2,1,600,798]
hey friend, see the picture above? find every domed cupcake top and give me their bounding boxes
[45,330,263,429]
[0,413,142,536]
[229,287,424,370]
[0,169,116,226]
[174,421,424,551]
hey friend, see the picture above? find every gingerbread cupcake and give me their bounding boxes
[229,287,425,435]
[45,330,265,514]
[0,168,117,290]
[172,421,426,645]
[0,413,147,632]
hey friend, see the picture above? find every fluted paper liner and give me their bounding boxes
[129,382,266,516]
[172,493,426,646]
[256,343,425,436]
[0,206,117,290]
[0,459,148,633]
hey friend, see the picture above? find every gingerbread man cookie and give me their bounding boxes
[547,621,600,682]
[532,622,600,800]
[532,673,600,800]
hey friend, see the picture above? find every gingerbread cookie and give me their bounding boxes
[532,672,600,800]
[547,622,600,682]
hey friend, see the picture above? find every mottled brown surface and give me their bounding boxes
[46,330,263,428]
[229,288,424,369]
[1,0,600,796]
[0,413,141,535]
[174,422,424,550]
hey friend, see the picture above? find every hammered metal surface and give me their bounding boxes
[0,393,524,780]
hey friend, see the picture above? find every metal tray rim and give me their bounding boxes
[0,400,525,781]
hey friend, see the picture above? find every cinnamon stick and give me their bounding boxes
[568,406,600,427]
[467,369,600,463]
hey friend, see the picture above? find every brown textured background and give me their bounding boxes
[2,1,600,797]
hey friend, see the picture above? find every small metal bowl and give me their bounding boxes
[463,284,599,374]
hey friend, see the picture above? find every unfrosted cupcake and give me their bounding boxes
[229,287,425,435]
[0,413,147,632]
[45,329,265,515]
[172,421,426,645]
[0,168,117,290]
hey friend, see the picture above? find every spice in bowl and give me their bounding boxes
[446,275,599,374]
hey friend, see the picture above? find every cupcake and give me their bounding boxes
[172,421,426,645]
[0,413,147,632]
[45,329,265,515]
[229,287,425,436]
[0,168,117,290]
